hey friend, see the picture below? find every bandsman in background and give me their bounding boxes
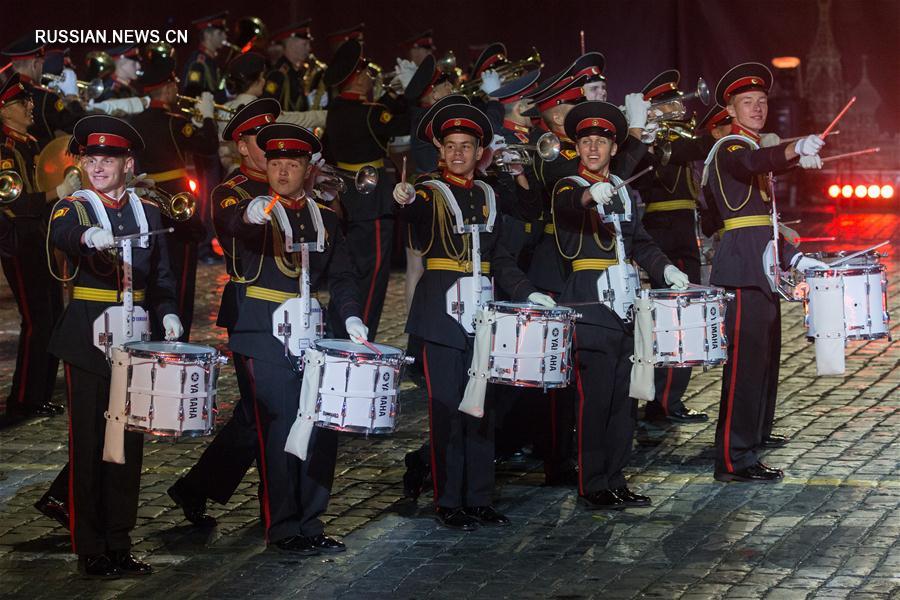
[181,12,229,103]
[262,21,324,113]
[322,39,410,340]
[130,57,218,340]
[325,23,365,55]
[97,45,142,101]
[401,30,436,66]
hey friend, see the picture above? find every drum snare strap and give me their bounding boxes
[459,309,496,418]
[811,281,846,376]
[102,347,130,464]
[629,293,656,401]
[285,348,325,460]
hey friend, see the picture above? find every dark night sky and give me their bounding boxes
[7,0,900,132]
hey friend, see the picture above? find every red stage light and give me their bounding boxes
[854,185,867,198]
[827,184,841,198]
[188,178,198,193]
[882,185,894,199]
[867,184,881,199]
[841,184,853,198]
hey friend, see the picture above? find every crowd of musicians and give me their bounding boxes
[0,13,837,579]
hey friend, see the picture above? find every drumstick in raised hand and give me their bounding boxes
[820,97,856,139]
[114,227,174,243]
[821,147,880,163]
[401,155,407,185]
[264,194,281,215]
[611,166,654,192]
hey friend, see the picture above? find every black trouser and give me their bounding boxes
[1,240,63,413]
[64,363,143,556]
[422,340,495,509]
[715,287,781,473]
[151,233,198,341]
[544,386,577,480]
[329,217,394,340]
[242,357,337,543]
[573,325,636,495]
[179,353,258,505]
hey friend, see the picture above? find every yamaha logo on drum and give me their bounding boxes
[378,372,392,417]
[188,372,202,419]
[709,307,719,350]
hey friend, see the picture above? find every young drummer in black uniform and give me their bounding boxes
[131,57,218,340]
[48,115,182,577]
[0,75,75,420]
[705,63,827,483]
[167,99,279,526]
[552,102,690,509]
[322,39,410,340]
[392,104,554,530]
[634,70,708,424]
[225,122,365,554]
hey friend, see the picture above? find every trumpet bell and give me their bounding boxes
[84,78,105,100]
[355,166,379,194]
[84,51,114,80]
[0,170,24,204]
[145,188,196,221]
[695,77,711,106]
[536,132,561,161]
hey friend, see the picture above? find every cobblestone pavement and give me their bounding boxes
[0,210,897,599]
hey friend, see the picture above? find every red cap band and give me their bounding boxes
[477,53,504,76]
[576,117,616,135]
[195,17,227,30]
[87,133,131,148]
[573,66,601,80]
[232,113,275,140]
[0,83,27,106]
[724,75,767,101]
[500,81,538,105]
[703,108,730,131]
[537,86,585,112]
[272,28,311,42]
[265,138,312,153]
[643,82,677,101]
[440,117,483,137]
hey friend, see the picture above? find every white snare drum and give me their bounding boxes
[648,287,731,367]
[313,339,409,434]
[118,341,225,437]
[804,258,889,341]
[487,302,577,388]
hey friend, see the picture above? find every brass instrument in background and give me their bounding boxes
[35,135,82,193]
[647,77,710,125]
[143,187,196,221]
[233,16,268,52]
[457,48,542,97]
[303,54,328,110]
[656,117,700,166]
[41,73,106,101]
[84,51,115,80]
[493,132,561,172]
[0,170,24,204]
[175,94,236,123]
[144,42,176,63]
[314,164,379,196]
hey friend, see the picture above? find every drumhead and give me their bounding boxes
[125,341,217,356]
[315,338,404,358]
[488,301,575,317]
[805,263,885,277]
[648,286,724,300]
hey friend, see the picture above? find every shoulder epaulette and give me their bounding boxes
[225,174,248,188]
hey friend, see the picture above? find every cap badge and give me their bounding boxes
[99,135,106,143]
[278,141,285,149]
[453,119,461,126]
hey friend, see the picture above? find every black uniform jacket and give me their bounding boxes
[181,48,226,103]
[0,127,50,225]
[399,172,538,351]
[262,57,309,112]
[226,197,361,365]
[48,193,179,376]
[22,77,84,149]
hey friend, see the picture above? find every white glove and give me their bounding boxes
[499,150,524,175]
[89,97,146,115]
[393,182,416,205]
[624,92,650,130]
[54,68,79,97]
[396,58,417,90]
[243,197,271,224]
[794,134,825,157]
[589,181,615,206]
[759,132,781,148]
[479,69,502,95]
[56,169,82,199]
[83,227,116,250]
[163,314,184,341]
[487,134,507,153]
[791,254,829,271]
[197,92,216,121]
[778,222,801,247]
[799,154,823,170]
[528,292,557,308]
[664,264,690,290]
[345,316,369,344]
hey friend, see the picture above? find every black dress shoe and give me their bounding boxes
[272,535,319,556]
[715,462,784,483]
[666,408,709,423]
[613,486,652,508]
[434,507,479,531]
[463,506,510,526]
[110,550,152,576]
[760,434,790,448]
[167,480,217,527]
[580,489,626,510]
[34,493,70,529]
[402,451,430,499]
[78,554,121,579]
[307,533,346,553]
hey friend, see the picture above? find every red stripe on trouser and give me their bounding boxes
[422,346,439,504]
[363,218,382,325]
[64,364,76,553]
[661,368,674,414]
[247,358,272,541]
[723,290,742,473]
[12,257,32,405]
[573,331,586,497]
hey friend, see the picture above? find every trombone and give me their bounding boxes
[493,132,561,171]
[175,94,236,123]
[457,48,542,97]
[42,73,106,101]
[0,170,24,204]
[314,164,379,196]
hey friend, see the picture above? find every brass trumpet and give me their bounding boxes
[175,94,237,123]
[315,164,379,196]
[493,132,561,171]
[0,170,24,204]
[457,48,542,97]
[647,77,710,125]
[143,187,196,221]
[42,73,105,101]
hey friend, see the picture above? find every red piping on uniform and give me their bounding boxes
[64,364,76,553]
[573,331,586,497]
[363,218,382,325]
[248,358,272,541]
[12,258,31,406]
[661,368,673,415]
[723,290,742,473]
[422,346,439,504]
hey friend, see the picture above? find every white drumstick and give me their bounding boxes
[827,241,888,268]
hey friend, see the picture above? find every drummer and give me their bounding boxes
[551,101,689,510]
[47,115,182,578]
[223,123,365,555]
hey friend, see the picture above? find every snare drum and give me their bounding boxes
[647,287,730,368]
[313,339,409,434]
[804,259,889,341]
[117,341,224,437]
[486,301,577,388]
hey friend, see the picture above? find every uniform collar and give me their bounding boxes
[578,163,608,183]
[270,190,308,210]
[503,119,529,134]
[338,91,367,102]
[2,124,35,143]
[96,188,128,208]
[149,99,171,110]
[241,164,268,182]
[17,74,33,85]
[731,122,761,144]
[199,43,217,59]
[442,170,474,189]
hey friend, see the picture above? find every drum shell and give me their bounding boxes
[647,288,730,368]
[804,264,889,341]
